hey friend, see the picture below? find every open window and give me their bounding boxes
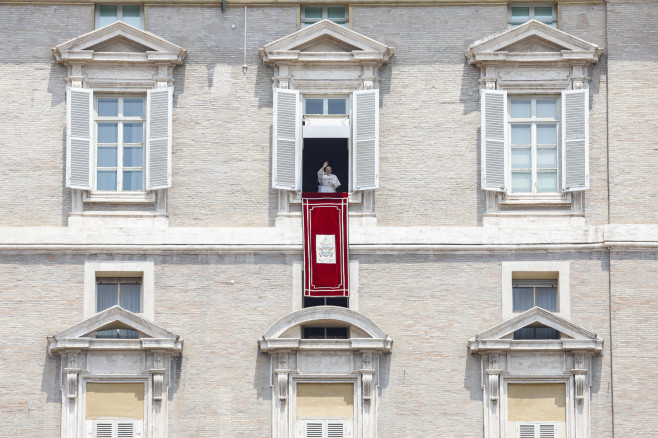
[53,22,186,226]
[48,306,182,438]
[259,307,392,438]
[469,307,603,438]
[466,20,602,221]
[260,20,392,221]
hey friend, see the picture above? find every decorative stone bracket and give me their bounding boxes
[486,370,501,402]
[65,368,80,400]
[360,369,375,400]
[275,369,290,401]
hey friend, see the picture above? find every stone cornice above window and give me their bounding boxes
[259,306,393,353]
[52,21,186,66]
[260,19,393,67]
[466,20,602,67]
[465,20,603,90]
[468,307,603,354]
[48,305,183,356]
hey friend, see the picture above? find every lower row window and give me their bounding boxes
[96,277,141,338]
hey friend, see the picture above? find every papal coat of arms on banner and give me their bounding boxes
[315,234,336,264]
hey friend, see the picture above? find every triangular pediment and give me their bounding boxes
[53,21,186,64]
[466,20,602,65]
[88,35,155,53]
[297,35,360,53]
[51,306,179,341]
[469,307,604,353]
[260,19,393,65]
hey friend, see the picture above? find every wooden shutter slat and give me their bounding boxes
[353,89,379,190]
[146,87,173,190]
[481,89,507,192]
[562,89,589,191]
[66,88,93,189]
[272,88,300,190]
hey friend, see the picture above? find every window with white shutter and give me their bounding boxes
[272,88,380,193]
[480,90,589,196]
[67,89,173,194]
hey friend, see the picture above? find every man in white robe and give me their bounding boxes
[317,161,341,193]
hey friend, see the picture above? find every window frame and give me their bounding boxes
[84,261,155,321]
[507,4,557,28]
[95,4,144,29]
[512,278,558,313]
[84,378,147,438]
[291,377,357,438]
[301,5,348,28]
[507,95,561,196]
[502,379,568,438]
[94,95,147,194]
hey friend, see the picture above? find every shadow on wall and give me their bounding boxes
[464,348,484,402]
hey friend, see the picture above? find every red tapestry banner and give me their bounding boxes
[302,193,349,297]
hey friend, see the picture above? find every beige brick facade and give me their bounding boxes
[0,0,656,437]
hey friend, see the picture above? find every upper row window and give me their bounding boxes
[96,4,144,29]
[301,5,348,28]
[96,96,145,192]
[508,4,556,28]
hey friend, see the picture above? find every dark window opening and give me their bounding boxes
[513,280,557,313]
[303,296,349,308]
[302,138,348,193]
[514,324,560,340]
[302,326,350,339]
[96,328,139,339]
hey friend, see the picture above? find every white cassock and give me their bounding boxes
[317,168,341,193]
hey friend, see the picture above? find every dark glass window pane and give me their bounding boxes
[97,284,118,311]
[328,99,346,115]
[122,5,141,28]
[535,327,560,339]
[99,5,118,27]
[304,7,322,19]
[305,99,323,114]
[303,296,326,308]
[98,98,119,117]
[119,283,141,312]
[513,287,534,312]
[514,327,535,339]
[303,327,326,339]
[123,146,143,167]
[326,297,349,308]
[327,7,346,19]
[123,170,143,191]
[96,329,117,338]
[119,329,139,339]
[123,98,144,117]
[325,327,349,339]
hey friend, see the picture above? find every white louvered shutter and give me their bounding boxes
[353,89,379,190]
[146,87,173,190]
[95,422,113,438]
[66,88,93,189]
[272,88,300,190]
[117,422,135,438]
[327,422,345,438]
[305,422,324,438]
[481,89,507,191]
[518,423,536,438]
[562,89,589,191]
[538,423,556,438]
